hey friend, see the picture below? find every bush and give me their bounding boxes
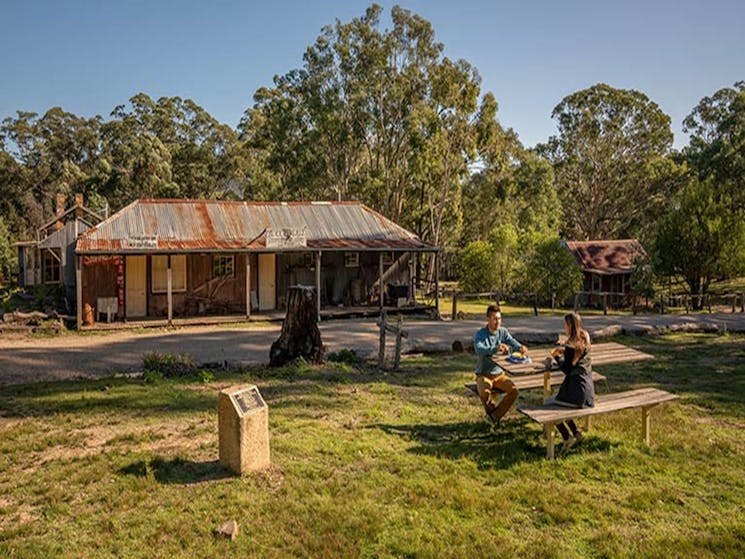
[142,352,196,378]
[520,237,583,305]
[458,240,498,293]
[327,348,363,365]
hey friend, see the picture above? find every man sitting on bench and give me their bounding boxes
[473,304,528,426]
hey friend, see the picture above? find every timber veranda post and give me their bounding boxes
[75,254,82,330]
[379,252,384,315]
[167,254,173,326]
[316,251,321,323]
[245,253,251,320]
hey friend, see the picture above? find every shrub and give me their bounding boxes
[327,348,363,365]
[519,236,583,305]
[458,240,498,293]
[142,352,196,378]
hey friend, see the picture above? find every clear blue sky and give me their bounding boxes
[1,0,743,149]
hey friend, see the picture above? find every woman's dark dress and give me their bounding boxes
[555,346,594,408]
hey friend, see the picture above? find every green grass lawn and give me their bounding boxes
[1,333,744,558]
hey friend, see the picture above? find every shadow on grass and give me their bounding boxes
[373,417,617,468]
[375,418,539,469]
[0,377,219,418]
[120,457,234,484]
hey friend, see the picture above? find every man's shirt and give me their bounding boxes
[473,326,522,375]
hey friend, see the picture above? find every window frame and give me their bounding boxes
[42,248,61,284]
[344,252,359,268]
[212,254,235,278]
[151,254,187,293]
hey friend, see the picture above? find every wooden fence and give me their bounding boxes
[442,289,745,318]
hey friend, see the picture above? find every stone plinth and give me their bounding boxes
[218,384,270,475]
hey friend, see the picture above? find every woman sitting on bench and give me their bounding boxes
[547,312,595,453]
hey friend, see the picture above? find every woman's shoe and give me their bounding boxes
[560,436,577,454]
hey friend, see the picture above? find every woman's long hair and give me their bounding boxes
[564,312,590,364]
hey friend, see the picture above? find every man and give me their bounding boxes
[473,304,528,424]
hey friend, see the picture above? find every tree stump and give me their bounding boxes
[269,286,323,366]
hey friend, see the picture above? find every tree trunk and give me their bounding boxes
[269,286,324,366]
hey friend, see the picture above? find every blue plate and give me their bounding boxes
[507,355,531,364]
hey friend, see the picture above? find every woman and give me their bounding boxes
[548,312,594,453]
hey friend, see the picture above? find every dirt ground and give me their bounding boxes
[2,312,744,386]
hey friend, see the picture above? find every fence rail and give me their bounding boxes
[438,288,745,319]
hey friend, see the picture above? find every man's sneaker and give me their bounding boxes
[560,436,577,454]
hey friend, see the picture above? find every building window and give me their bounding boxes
[213,255,235,278]
[43,249,61,284]
[344,252,359,268]
[591,274,601,293]
[151,255,187,293]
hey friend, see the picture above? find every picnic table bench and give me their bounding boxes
[519,388,680,458]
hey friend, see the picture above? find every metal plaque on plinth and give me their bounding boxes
[218,384,270,475]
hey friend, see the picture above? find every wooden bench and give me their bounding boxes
[464,370,607,396]
[518,388,680,459]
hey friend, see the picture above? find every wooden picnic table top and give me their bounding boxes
[496,341,654,375]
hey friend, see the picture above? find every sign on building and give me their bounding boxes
[122,236,158,249]
[265,228,307,248]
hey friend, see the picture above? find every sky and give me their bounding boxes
[1,0,743,149]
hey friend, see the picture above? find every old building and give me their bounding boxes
[74,199,440,327]
[563,239,646,306]
[14,193,103,304]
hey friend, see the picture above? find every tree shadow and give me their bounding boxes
[372,416,617,468]
[119,457,234,484]
[0,376,219,418]
[372,418,545,469]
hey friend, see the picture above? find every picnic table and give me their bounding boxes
[465,342,656,398]
[496,341,655,397]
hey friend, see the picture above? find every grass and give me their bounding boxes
[1,333,744,558]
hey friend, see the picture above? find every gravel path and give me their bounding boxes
[1,312,743,386]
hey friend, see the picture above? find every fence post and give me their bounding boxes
[684,295,689,314]
[659,295,664,315]
[573,292,578,311]
[533,294,538,317]
[451,291,458,320]
[393,315,404,370]
[707,294,712,313]
[603,293,608,316]
[741,292,744,313]
[378,310,387,368]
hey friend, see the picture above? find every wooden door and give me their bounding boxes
[258,253,276,310]
[125,255,147,317]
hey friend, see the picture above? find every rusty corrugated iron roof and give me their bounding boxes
[564,239,646,275]
[76,199,437,254]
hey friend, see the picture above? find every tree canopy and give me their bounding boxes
[540,83,681,241]
[0,4,743,299]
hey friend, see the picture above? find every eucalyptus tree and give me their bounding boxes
[94,116,176,209]
[682,81,745,210]
[240,4,495,246]
[541,83,681,241]
[0,108,101,232]
[104,94,242,203]
[653,177,745,307]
